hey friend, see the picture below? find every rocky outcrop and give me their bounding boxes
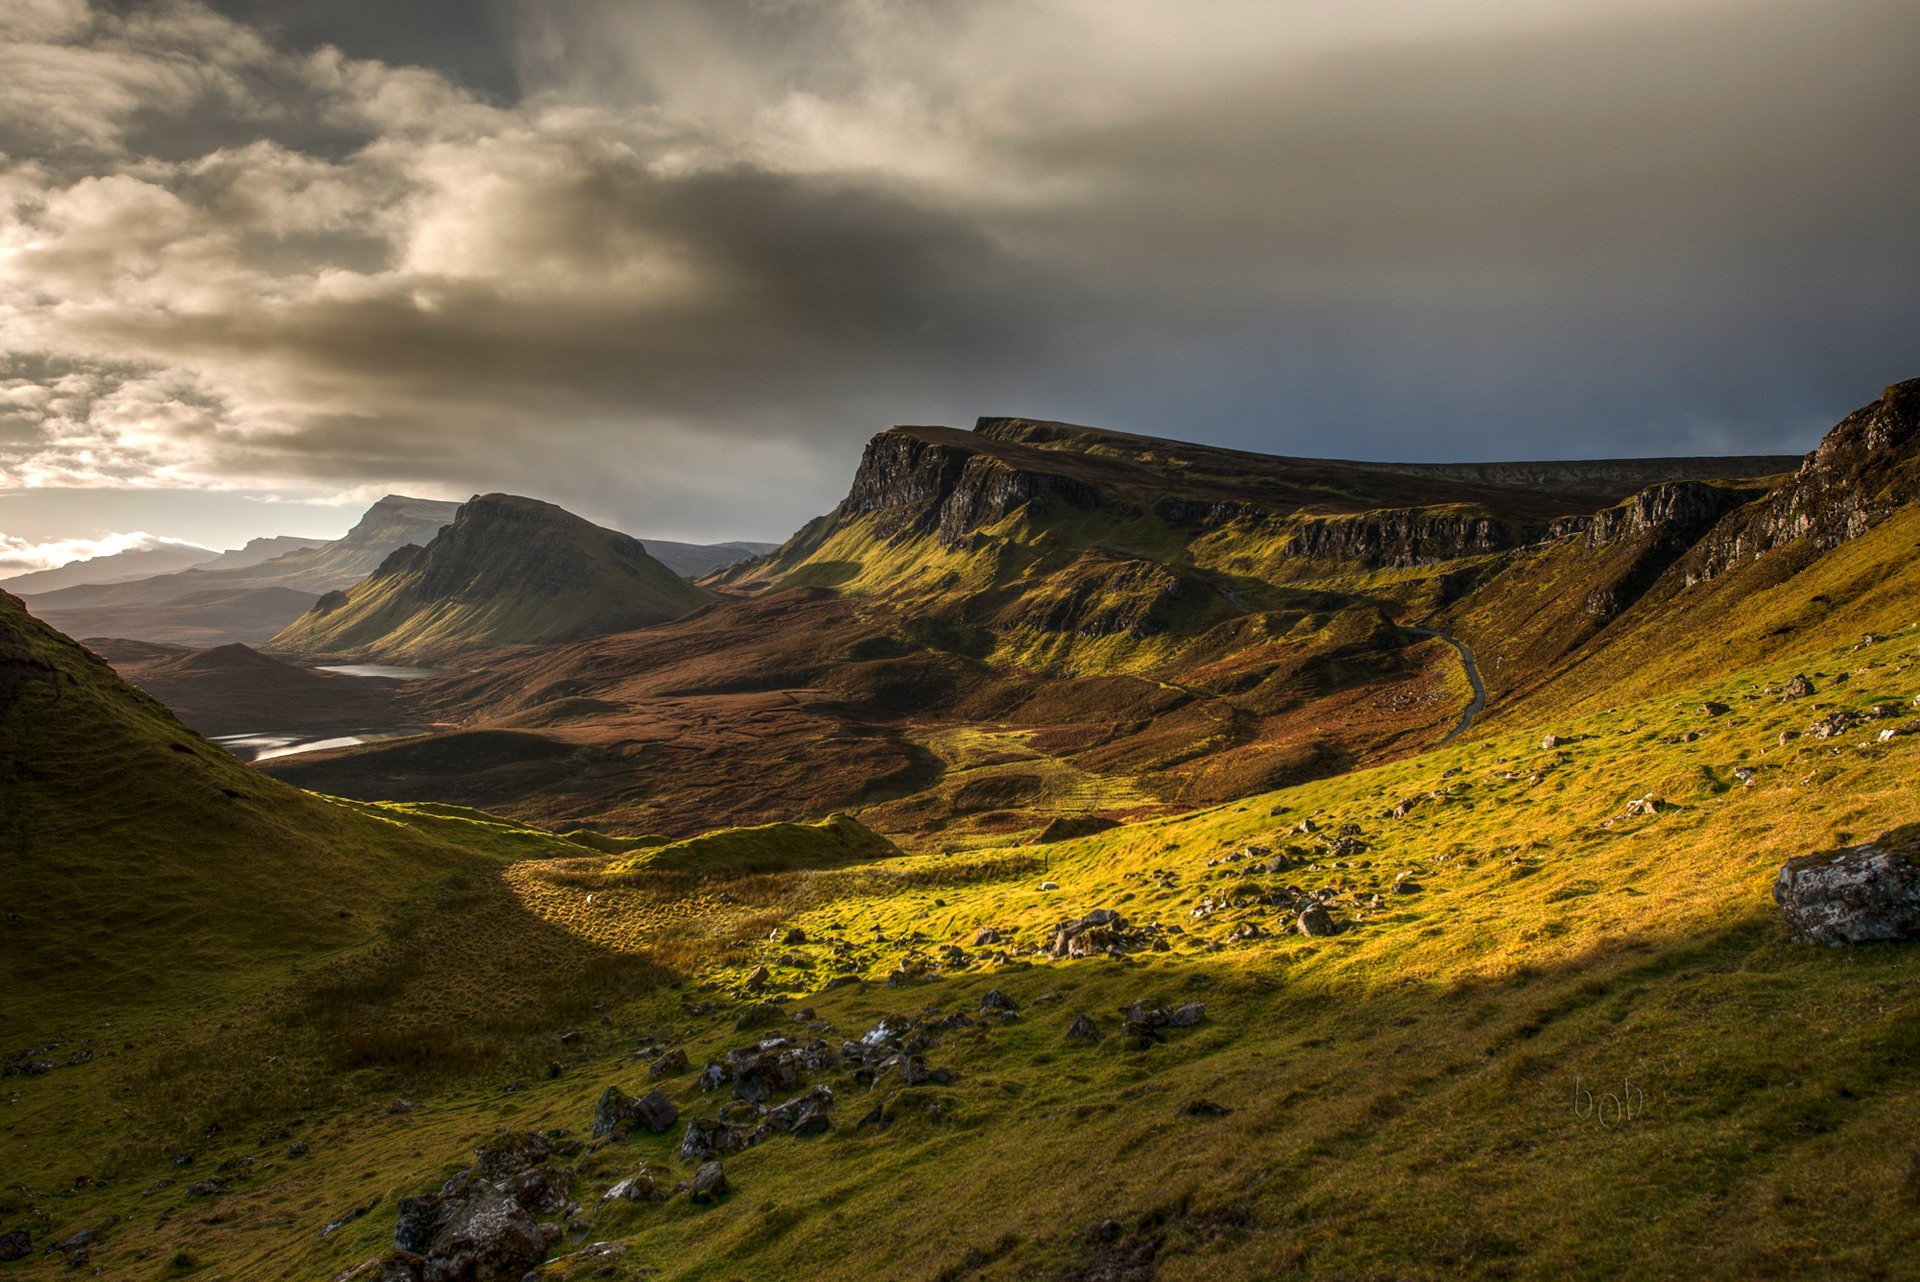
[1546,480,1764,621]
[383,1132,577,1281]
[1684,380,1920,584]
[842,430,1101,544]
[1282,508,1511,568]
[1775,837,1920,945]
[1549,481,1745,548]
[1003,550,1200,640]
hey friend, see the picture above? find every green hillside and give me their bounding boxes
[268,494,709,661]
[8,594,1919,1278]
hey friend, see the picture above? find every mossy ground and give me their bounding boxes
[9,616,1920,1278]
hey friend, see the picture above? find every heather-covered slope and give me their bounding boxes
[268,494,711,660]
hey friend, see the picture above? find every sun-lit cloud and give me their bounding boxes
[0,526,206,577]
[0,0,1915,541]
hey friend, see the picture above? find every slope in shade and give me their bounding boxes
[0,591,465,1025]
[269,493,711,661]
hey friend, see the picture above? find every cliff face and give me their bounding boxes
[1682,380,1920,585]
[842,430,1101,544]
[1282,508,1512,568]
[1549,481,1740,548]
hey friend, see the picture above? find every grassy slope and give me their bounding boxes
[10,607,1920,1278]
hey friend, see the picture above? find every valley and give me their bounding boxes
[3,380,1918,1280]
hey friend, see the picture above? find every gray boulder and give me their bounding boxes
[1296,904,1338,936]
[689,1161,730,1203]
[1775,840,1920,945]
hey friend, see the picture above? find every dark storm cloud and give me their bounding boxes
[1,0,1916,540]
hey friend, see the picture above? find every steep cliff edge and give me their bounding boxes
[1681,379,1920,584]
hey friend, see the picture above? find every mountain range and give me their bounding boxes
[13,496,773,647]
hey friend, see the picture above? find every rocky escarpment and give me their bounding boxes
[1548,481,1745,548]
[1281,508,1513,568]
[1682,380,1920,585]
[1000,550,1203,640]
[842,430,1102,544]
[1544,480,1766,620]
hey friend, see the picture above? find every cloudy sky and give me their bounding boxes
[1,0,1916,565]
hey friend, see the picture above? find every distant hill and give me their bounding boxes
[637,537,778,577]
[181,533,329,572]
[21,496,460,645]
[107,640,409,738]
[267,493,711,660]
[28,584,322,647]
[0,538,217,593]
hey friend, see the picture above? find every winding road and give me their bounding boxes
[1401,625,1487,742]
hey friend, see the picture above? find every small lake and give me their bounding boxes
[314,663,458,680]
[213,728,427,763]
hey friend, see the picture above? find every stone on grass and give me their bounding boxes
[689,1161,730,1203]
[1774,839,1920,945]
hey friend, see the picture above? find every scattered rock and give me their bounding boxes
[1038,881,1059,891]
[979,988,1018,1013]
[321,1199,378,1238]
[1295,904,1338,936]
[1165,1002,1205,1027]
[0,1228,30,1262]
[47,1228,93,1267]
[1700,701,1730,717]
[286,1140,310,1159]
[600,1169,671,1205]
[972,927,1001,946]
[678,1117,749,1163]
[1046,908,1167,958]
[1733,766,1757,786]
[1774,838,1920,945]
[1540,734,1559,750]
[1808,712,1854,740]
[527,1241,627,1276]
[1064,1014,1102,1043]
[590,1087,676,1142]
[1784,674,1816,699]
[764,1084,836,1137]
[688,1161,730,1204]
[385,1132,570,1282]
[649,1048,690,1079]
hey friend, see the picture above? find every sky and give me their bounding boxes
[1,0,1916,567]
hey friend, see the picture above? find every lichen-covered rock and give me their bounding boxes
[1774,840,1920,945]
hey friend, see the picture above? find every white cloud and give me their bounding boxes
[0,527,205,576]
